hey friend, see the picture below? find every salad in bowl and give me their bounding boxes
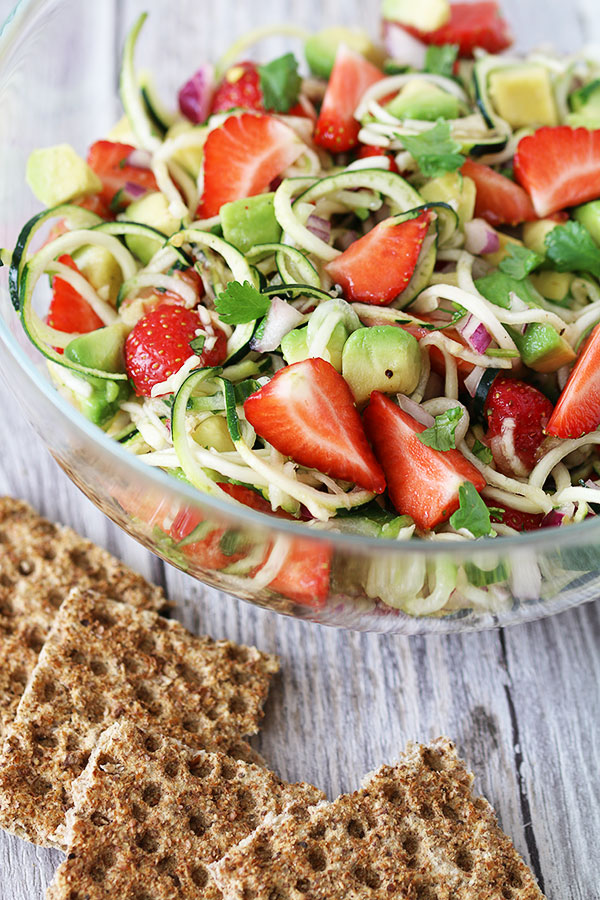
[4,0,600,623]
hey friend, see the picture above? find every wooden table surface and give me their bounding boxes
[0,1,599,898]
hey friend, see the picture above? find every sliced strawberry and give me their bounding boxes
[197,114,304,218]
[268,539,331,608]
[75,193,113,220]
[211,61,264,114]
[314,45,384,153]
[487,501,544,532]
[514,127,600,218]
[484,376,554,476]
[546,324,600,438]
[461,159,537,227]
[325,211,432,306]
[47,255,104,337]
[124,304,227,397]
[244,358,386,494]
[403,2,512,58]
[363,392,486,530]
[87,140,158,209]
[357,145,400,173]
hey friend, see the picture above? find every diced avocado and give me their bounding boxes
[305,27,384,79]
[193,416,235,452]
[80,377,130,426]
[164,121,206,178]
[280,322,349,371]
[26,144,102,208]
[529,270,574,304]
[381,0,450,32]
[488,64,558,129]
[106,116,137,144]
[567,79,600,127]
[482,233,522,267]
[574,200,600,246]
[125,192,181,264]
[221,194,282,255]
[72,245,123,306]
[341,325,421,405]
[512,325,576,373]
[64,323,128,374]
[385,80,459,122]
[565,112,600,130]
[522,219,558,256]
[420,172,476,229]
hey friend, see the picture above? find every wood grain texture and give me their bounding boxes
[0,1,598,898]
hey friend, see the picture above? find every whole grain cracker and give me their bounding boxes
[0,497,166,738]
[210,738,546,900]
[47,720,324,900]
[0,587,278,848]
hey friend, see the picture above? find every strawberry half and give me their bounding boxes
[514,126,600,218]
[211,61,264,114]
[484,376,554,477]
[363,392,486,530]
[197,113,304,218]
[357,145,400,173]
[461,159,537,226]
[314,45,384,153]
[124,304,227,397]
[487,501,544,532]
[325,210,432,305]
[87,141,158,210]
[48,255,104,337]
[547,324,600,438]
[402,2,512,58]
[243,358,386,493]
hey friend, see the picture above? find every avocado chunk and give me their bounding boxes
[79,376,131,427]
[221,193,282,254]
[164,121,206,178]
[193,416,235,452]
[567,79,600,128]
[381,0,450,32]
[574,200,600,246]
[125,192,181,264]
[280,322,349,371]
[529,270,574,304]
[420,172,475,229]
[488,64,558,129]
[64,323,128,374]
[386,80,459,122]
[72,245,123,306]
[522,219,559,256]
[106,116,137,144]
[304,27,384,79]
[26,144,103,208]
[341,325,421,405]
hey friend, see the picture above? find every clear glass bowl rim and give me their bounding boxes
[2,0,599,561]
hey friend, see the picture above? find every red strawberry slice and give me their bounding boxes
[357,145,400,173]
[211,61,264,114]
[514,126,600,218]
[244,358,386,493]
[461,159,537,226]
[325,210,432,305]
[484,376,554,476]
[314,45,384,153]
[124,304,227,397]
[363,392,486,530]
[48,255,104,337]
[197,113,304,218]
[547,324,600,438]
[87,141,158,209]
[402,2,512,58]
[487,501,544,532]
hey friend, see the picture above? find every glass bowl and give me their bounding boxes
[1,0,599,634]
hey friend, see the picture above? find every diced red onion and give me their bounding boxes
[250,297,304,353]
[178,64,215,124]
[464,218,500,255]
[541,507,573,528]
[383,21,427,69]
[584,478,600,490]
[125,148,153,169]
[124,181,148,199]
[306,214,331,243]
[464,365,485,398]
[457,314,492,354]
[396,394,435,427]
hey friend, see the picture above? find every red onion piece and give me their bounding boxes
[250,297,304,353]
[306,214,331,244]
[541,509,567,528]
[396,394,435,427]
[178,64,215,124]
[383,21,427,69]
[464,218,500,255]
[464,365,485,398]
[124,181,148,199]
[457,314,492,354]
[125,148,153,169]
[584,478,600,490]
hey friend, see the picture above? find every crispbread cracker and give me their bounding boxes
[0,587,278,848]
[211,738,546,900]
[47,721,324,900]
[0,497,165,737]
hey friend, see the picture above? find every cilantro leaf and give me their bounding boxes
[498,244,544,280]
[424,44,459,78]
[449,482,493,537]
[399,120,465,178]
[471,439,493,465]
[545,221,600,279]
[214,281,270,325]
[190,335,206,355]
[417,407,463,451]
[258,53,301,113]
